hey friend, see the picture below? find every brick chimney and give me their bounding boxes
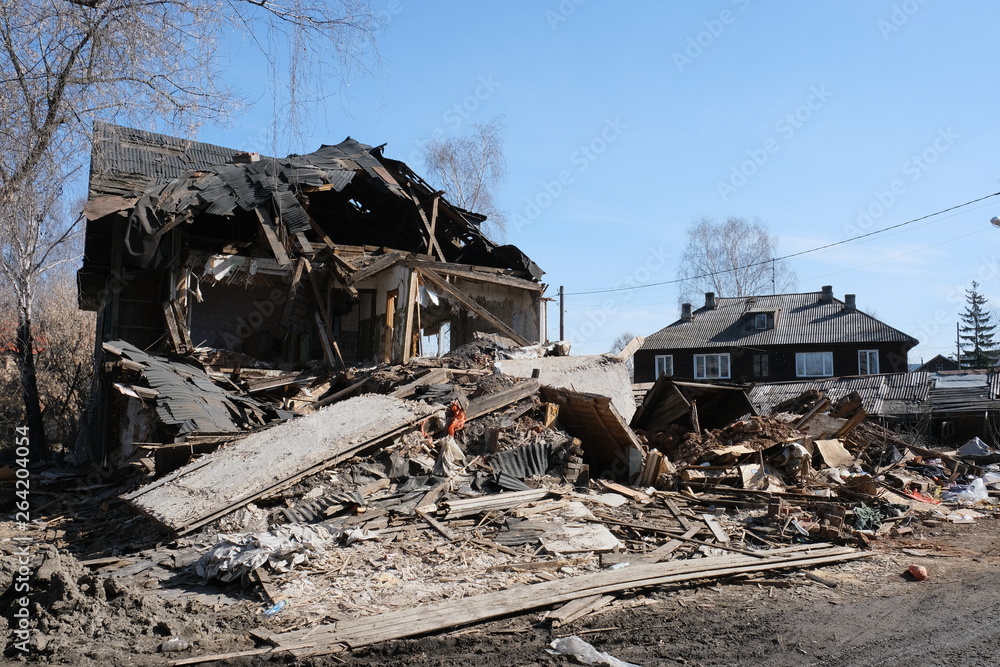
[681,303,693,322]
[844,294,856,311]
[705,292,716,309]
[820,285,834,304]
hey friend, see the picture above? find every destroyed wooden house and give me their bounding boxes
[76,123,547,462]
[634,287,918,383]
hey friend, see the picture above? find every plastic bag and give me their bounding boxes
[942,476,988,503]
[549,636,642,667]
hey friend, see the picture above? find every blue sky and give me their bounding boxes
[201,1,1000,363]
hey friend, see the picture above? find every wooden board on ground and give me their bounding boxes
[259,544,868,658]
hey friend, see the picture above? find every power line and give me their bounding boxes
[564,191,1000,296]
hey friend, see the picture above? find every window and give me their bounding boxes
[654,355,673,379]
[694,353,731,379]
[796,351,833,377]
[754,313,769,330]
[859,349,879,375]
[753,353,769,378]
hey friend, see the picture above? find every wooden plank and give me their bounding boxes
[663,498,695,532]
[405,258,543,292]
[266,547,847,651]
[442,489,551,519]
[464,378,539,421]
[346,252,405,286]
[268,546,867,657]
[416,268,531,346]
[314,312,336,367]
[401,269,419,364]
[305,376,370,413]
[611,335,644,362]
[255,208,291,266]
[548,594,615,626]
[701,514,730,543]
[171,301,193,350]
[408,185,446,261]
[646,525,701,560]
[795,397,831,429]
[161,302,184,352]
[416,508,457,541]
[388,368,450,399]
[294,232,314,254]
[170,648,277,666]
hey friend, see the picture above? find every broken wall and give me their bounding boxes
[495,355,636,423]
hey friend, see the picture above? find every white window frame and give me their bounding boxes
[694,353,731,379]
[754,313,769,330]
[654,354,673,379]
[859,349,879,375]
[796,351,834,378]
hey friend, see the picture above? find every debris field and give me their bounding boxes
[3,334,999,665]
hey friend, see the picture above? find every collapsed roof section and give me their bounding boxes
[81,122,542,284]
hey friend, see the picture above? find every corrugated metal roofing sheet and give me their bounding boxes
[641,292,918,351]
[747,371,930,417]
[109,341,280,435]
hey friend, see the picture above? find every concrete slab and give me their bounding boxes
[494,355,635,422]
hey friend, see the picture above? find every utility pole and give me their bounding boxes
[559,285,565,341]
[956,321,961,369]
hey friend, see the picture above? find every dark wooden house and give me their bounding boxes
[633,286,918,383]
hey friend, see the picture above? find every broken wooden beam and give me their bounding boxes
[260,544,868,658]
[416,267,531,346]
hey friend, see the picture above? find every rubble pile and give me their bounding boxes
[4,338,1000,663]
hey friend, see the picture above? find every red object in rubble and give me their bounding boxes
[907,564,928,581]
[447,402,466,436]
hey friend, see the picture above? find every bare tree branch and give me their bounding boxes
[676,216,797,305]
[420,115,508,240]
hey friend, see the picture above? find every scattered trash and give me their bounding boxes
[160,637,191,652]
[549,635,642,667]
[263,600,288,617]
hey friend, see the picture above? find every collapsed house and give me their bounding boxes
[16,334,1000,663]
[76,123,546,463]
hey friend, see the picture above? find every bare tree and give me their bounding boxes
[676,216,797,305]
[421,115,507,239]
[0,0,383,458]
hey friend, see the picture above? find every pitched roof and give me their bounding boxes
[640,291,918,351]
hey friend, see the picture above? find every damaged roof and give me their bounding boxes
[82,122,543,284]
[641,291,918,351]
[103,340,286,436]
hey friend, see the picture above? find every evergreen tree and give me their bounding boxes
[959,282,1000,368]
